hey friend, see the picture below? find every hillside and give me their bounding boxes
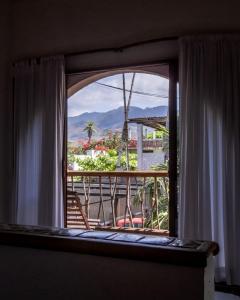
[68,105,168,141]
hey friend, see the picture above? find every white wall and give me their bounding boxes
[0,244,209,300]
[142,151,165,170]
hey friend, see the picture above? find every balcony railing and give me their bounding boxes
[67,171,169,234]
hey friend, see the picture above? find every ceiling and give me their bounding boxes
[11,0,240,60]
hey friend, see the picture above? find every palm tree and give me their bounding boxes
[83,121,96,143]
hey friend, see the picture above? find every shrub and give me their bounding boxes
[75,151,137,171]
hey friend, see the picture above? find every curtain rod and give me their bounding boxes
[65,59,174,76]
[65,36,178,58]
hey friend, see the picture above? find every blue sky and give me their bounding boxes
[68,73,169,117]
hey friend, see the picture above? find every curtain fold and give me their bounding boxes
[179,35,240,285]
[13,55,65,228]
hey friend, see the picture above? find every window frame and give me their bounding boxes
[64,60,178,236]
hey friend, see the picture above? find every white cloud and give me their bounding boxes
[68,73,169,117]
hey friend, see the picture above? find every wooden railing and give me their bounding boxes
[67,171,169,232]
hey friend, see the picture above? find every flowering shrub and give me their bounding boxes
[95,144,108,151]
[82,142,91,152]
[81,139,109,153]
[69,130,138,170]
[128,139,137,148]
[102,132,122,150]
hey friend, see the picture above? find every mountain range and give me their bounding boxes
[68,105,168,141]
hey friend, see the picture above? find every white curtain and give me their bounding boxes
[13,56,65,228]
[179,35,240,285]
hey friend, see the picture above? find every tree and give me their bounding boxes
[83,121,96,143]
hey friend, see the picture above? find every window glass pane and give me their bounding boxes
[67,71,170,232]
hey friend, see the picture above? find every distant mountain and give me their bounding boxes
[68,105,168,141]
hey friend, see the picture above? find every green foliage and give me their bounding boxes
[75,152,137,171]
[147,131,163,139]
[146,126,169,139]
[67,153,75,165]
[76,154,117,171]
[120,153,137,170]
[151,161,168,171]
[108,149,118,157]
[134,177,169,230]
[83,121,96,142]
[145,208,168,229]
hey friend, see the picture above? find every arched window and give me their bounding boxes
[66,63,178,236]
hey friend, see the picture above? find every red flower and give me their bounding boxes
[83,142,90,150]
[128,139,137,148]
[95,145,108,151]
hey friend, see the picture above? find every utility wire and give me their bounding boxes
[94,81,168,98]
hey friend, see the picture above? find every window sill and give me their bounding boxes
[0,223,218,268]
